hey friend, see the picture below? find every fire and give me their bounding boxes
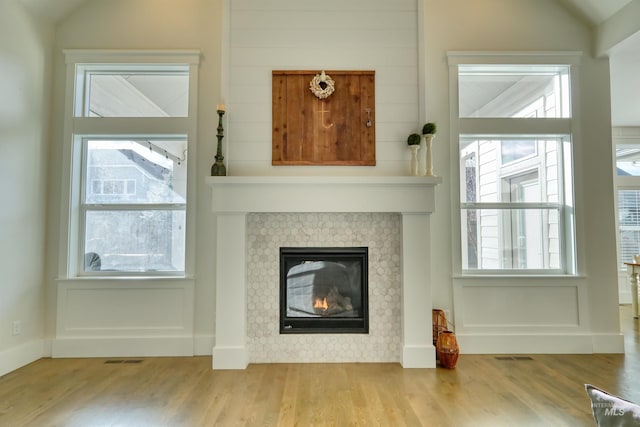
[314,297,328,311]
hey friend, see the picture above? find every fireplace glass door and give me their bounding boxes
[280,247,369,334]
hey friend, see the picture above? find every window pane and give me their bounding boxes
[501,140,536,164]
[462,208,561,270]
[86,71,188,117]
[618,190,640,269]
[616,145,640,176]
[460,138,562,203]
[84,139,187,204]
[84,210,185,272]
[458,65,571,118]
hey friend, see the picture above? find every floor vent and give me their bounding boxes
[495,356,534,361]
[104,359,144,364]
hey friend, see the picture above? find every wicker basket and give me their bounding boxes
[436,331,459,369]
[432,309,448,345]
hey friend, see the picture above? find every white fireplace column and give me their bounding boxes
[400,213,433,368]
[207,176,441,370]
[212,213,248,369]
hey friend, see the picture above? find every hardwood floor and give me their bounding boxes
[1,307,639,426]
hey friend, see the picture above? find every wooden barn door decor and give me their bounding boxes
[272,70,375,166]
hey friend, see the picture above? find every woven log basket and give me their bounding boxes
[436,331,459,369]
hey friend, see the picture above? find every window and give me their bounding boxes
[461,137,570,271]
[62,50,199,276]
[458,64,570,118]
[78,67,189,118]
[82,138,187,273]
[450,54,579,274]
[617,189,640,269]
[614,143,640,270]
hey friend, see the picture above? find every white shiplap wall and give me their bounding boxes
[226,0,420,175]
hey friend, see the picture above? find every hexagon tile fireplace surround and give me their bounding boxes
[206,176,441,369]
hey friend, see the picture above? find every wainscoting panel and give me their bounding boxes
[461,285,579,328]
[53,279,194,357]
[452,276,600,354]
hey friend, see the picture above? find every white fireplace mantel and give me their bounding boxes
[206,175,441,214]
[206,175,441,369]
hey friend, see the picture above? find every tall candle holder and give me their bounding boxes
[211,109,227,176]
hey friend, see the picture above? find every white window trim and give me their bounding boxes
[58,50,200,279]
[448,51,582,276]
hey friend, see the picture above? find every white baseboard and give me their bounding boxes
[401,344,437,368]
[0,340,45,377]
[619,290,631,305]
[194,334,214,356]
[212,345,248,370]
[592,333,625,353]
[457,333,625,354]
[51,336,195,358]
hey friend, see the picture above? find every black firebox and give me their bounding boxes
[279,247,369,334]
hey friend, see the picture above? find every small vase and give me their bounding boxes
[436,330,459,369]
[423,134,435,177]
[409,145,420,176]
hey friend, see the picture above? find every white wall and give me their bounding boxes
[40,0,624,361]
[0,0,52,375]
[427,0,622,352]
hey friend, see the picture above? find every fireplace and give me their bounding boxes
[280,247,369,334]
[206,176,440,369]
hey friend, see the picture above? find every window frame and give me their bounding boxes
[59,50,200,278]
[448,52,581,276]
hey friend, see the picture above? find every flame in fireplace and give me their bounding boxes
[314,297,328,311]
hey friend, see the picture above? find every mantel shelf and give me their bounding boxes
[205,175,442,186]
[206,175,442,214]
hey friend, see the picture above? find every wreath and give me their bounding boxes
[309,71,335,99]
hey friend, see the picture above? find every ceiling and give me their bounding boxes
[18,0,640,127]
[558,0,633,25]
[20,0,634,28]
[19,0,86,23]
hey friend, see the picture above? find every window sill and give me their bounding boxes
[452,273,586,280]
[57,275,195,282]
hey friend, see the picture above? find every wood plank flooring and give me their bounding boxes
[1,306,639,426]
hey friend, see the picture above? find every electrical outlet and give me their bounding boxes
[11,320,21,336]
